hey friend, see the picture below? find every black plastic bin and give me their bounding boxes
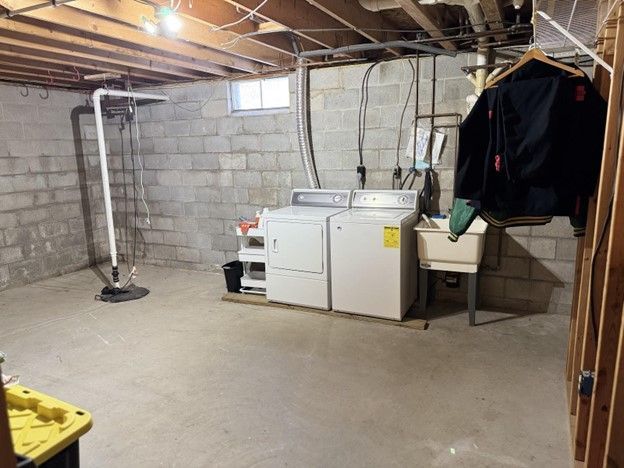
[222,261,244,293]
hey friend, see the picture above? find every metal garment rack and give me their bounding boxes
[92,88,169,289]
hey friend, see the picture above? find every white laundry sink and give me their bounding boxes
[414,217,488,273]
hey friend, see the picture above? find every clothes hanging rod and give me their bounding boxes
[536,10,614,75]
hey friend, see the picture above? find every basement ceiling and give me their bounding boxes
[0,0,533,90]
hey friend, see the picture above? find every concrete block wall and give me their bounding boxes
[0,83,107,291]
[93,53,578,314]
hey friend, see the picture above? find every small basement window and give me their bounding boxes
[230,76,290,112]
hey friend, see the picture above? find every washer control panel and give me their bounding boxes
[291,189,352,208]
[352,190,418,210]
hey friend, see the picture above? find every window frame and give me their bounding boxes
[228,76,291,115]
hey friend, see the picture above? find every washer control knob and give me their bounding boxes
[297,194,305,201]
[398,195,408,205]
[332,194,343,203]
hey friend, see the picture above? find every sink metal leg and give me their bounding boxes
[419,267,429,317]
[468,272,478,326]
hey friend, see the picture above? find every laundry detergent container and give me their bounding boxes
[415,217,488,273]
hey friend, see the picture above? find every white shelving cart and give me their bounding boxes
[236,226,266,294]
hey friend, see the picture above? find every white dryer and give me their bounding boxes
[330,190,419,321]
[265,189,352,310]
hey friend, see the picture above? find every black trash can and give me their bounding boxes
[222,261,244,293]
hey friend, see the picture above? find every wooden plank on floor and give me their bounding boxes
[222,293,428,330]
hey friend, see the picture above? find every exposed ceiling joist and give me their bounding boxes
[0,17,225,79]
[393,0,457,50]
[67,0,284,68]
[0,44,169,84]
[479,0,506,41]
[3,8,235,76]
[303,0,402,55]
[222,0,362,52]
[0,24,207,81]
[152,0,313,58]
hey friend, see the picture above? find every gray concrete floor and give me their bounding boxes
[1,265,572,467]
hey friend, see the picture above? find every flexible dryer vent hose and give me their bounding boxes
[295,58,320,189]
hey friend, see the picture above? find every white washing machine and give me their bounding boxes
[265,189,352,310]
[330,190,419,321]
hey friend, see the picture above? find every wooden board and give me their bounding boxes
[222,292,428,330]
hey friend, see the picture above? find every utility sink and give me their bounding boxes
[414,217,488,273]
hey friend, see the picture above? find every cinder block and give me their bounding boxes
[248,153,277,170]
[530,217,571,237]
[153,244,176,260]
[243,115,278,134]
[0,122,23,140]
[39,221,69,238]
[201,99,228,118]
[530,259,575,283]
[277,152,298,170]
[310,66,343,90]
[219,153,246,170]
[211,234,237,251]
[140,121,165,138]
[173,217,198,233]
[164,120,190,137]
[0,192,35,211]
[176,246,200,263]
[149,103,175,121]
[156,170,182,186]
[163,230,186,245]
[189,119,217,136]
[0,213,18,228]
[504,278,532,300]
[248,188,278,206]
[170,186,196,202]
[208,203,237,219]
[233,171,262,188]
[258,134,291,152]
[221,187,248,204]
[174,105,202,120]
[51,203,82,221]
[528,237,557,259]
[217,117,243,135]
[504,234,529,257]
[150,216,175,231]
[219,171,233,187]
[323,89,360,111]
[0,246,23,264]
[146,186,171,201]
[153,137,178,154]
[204,135,231,153]
[177,137,203,154]
[198,218,225,234]
[201,248,225,265]
[195,187,221,202]
[192,154,219,170]
[556,239,578,261]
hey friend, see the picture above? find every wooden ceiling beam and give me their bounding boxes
[147,0,307,57]
[0,16,224,79]
[393,0,457,50]
[0,45,171,84]
[0,64,99,84]
[67,0,286,68]
[0,24,207,80]
[0,72,94,89]
[479,0,506,41]
[0,55,155,86]
[209,0,361,51]
[5,3,260,74]
[302,0,402,55]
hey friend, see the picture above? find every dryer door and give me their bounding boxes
[266,221,324,274]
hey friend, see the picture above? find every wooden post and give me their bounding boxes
[604,303,624,467]
[0,366,15,468]
[573,7,624,460]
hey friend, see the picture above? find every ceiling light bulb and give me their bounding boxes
[161,13,182,33]
[141,16,159,35]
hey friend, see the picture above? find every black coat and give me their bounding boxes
[454,60,607,219]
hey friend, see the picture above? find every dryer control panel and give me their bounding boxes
[352,190,418,210]
[291,189,352,208]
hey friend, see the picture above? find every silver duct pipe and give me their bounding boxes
[295,58,320,189]
[358,0,399,11]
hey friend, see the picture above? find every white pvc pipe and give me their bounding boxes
[92,88,168,288]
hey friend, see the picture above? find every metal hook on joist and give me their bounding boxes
[39,87,49,99]
[73,66,80,82]
[19,84,28,97]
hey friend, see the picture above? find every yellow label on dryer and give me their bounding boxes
[383,226,400,248]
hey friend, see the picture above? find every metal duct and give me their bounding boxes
[358,0,399,11]
[295,58,320,189]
